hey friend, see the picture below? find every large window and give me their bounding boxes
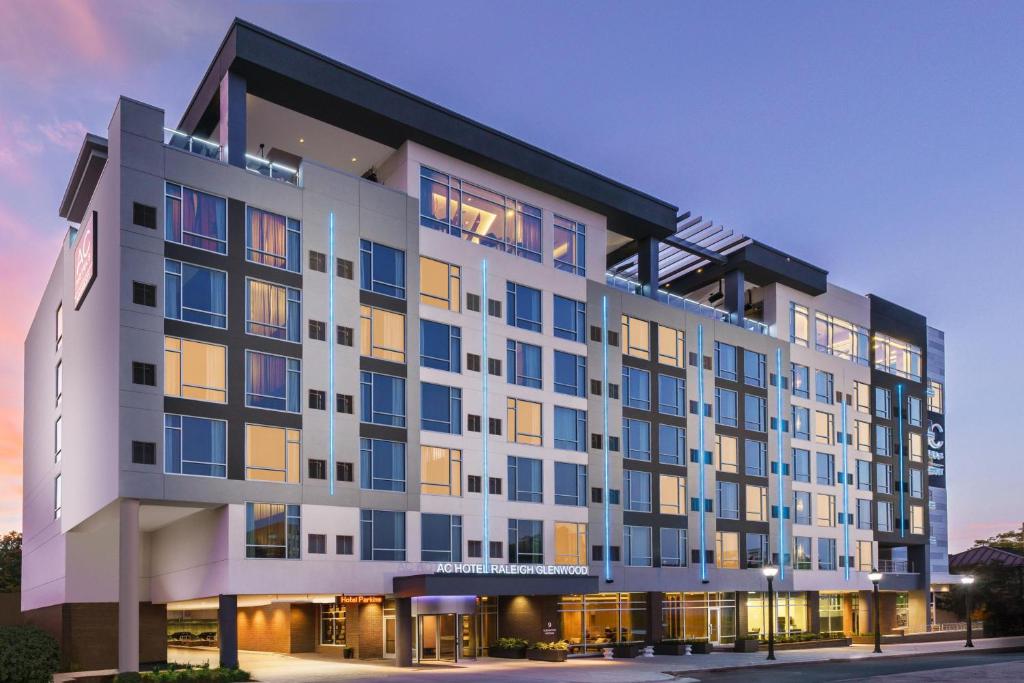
[360,510,406,561]
[507,282,542,332]
[554,351,585,397]
[908,432,923,462]
[873,333,922,381]
[816,494,836,527]
[624,470,652,512]
[927,380,944,414]
[857,498,872,529]
[622,366,651,410]
[245,502,300,559]
[360,305,406,362]
[623,418,651,461]
[716,531,740,569]
[660,528,688,567]
[508,455,543,502]
[245,351,300,413]
[855,381,870,412]
[714,342,737,381]
[421,320,460,372]
[165,182,226,254]
[791,363,809,398]
[746,485,768,522]
[790,303,809,346]
[875,424,892,456]
[658,326,685,368]
[165,259,227,328]
[716,481,739,520]
[246,206,299,272]
[793,406,810,440]
[360,239,406,299]
[659,474,686,515]
[421,446,462,496]
[553,215,586,276]
[815,411,835,445]
[555,462,587,506]
[624,526,653,566]
[419,256,460,311]
[621,315,650,360]
[246,279,300,342]
[507,340,542,388]
[421,383,462,434]
[910,504,925,534]
[746,532,769,568]
[815,312,869,365]
[360,371,406,427]
[815,370,834,404]
[658,374,685,416]
[855,420,871,451]
[744,394,767,432]
[164,414,226,477]
[508,519,544,564]
[421,514,462,562]
[874,387,891,419]
[857,540,874,572]
[715,434,739,473]
[907,396,923,427]
[553,296,585,343]
[816,452,835,486]
[359,438,406,492]
[794,491,811,525]
[857,459,872,491]
[164,337,227,403]
[659,424,685,466]
[245,424,300,483]
[792,448,810,483]
[876,463,893,494]
[745,439,767,477]
[794,536,812,570]
[554,407,586,452]
[910,468,923,498]
[715,388,738,427]
[817,538,837,570]
[420,166,542,262]
[877,501,894,532]
[507,398,542,445]
[744,350,766,388]
[555,522,587,565]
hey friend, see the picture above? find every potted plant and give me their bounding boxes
[653,638,689,655]
[490,637,529,658]
[734,634,760,652]
[527,640,569,662]
[612,642,642,658]
[687,638,713,654]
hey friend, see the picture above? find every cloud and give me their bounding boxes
[37,119,88,153]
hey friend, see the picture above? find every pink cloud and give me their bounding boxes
[37,119,88,153]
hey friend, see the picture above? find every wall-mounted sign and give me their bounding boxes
[927,413,946,488]
[73,211,97,310]
[434,563,588,576]
[338,595,383,605]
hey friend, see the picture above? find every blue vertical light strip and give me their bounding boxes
[775,348,785,580]
[602,295,611,582]
[697,323,707,583]
[481,259,490,571]
[896,383,906,538]
[841,400,850,581]
[328,211,336,496]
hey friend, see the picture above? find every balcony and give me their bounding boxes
[164,128,221,161]
[877,559,916,574]
[245,154,300,186]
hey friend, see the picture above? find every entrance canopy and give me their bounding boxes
[394,573,599,598]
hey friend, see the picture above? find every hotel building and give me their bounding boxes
[21,19,950,672]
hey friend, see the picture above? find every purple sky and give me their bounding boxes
[1,0,1021,550]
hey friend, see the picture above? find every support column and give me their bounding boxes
[647,592,663,644]
[735,591,749,638]
[637,237,660,299]
[807,591,821,634]
[118,499,140,673]
[218,71,247,168]
[724,269,745,327]
[395,597,413,668]
[219,595,238,669]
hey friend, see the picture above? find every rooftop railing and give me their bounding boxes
[877,559,916,574]
[245,154,300,186]
[163,128,221,161]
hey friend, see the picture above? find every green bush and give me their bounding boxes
[114,664,251,683]
[0,625,60,683]
[493,637,528,649]
[530,640,570,651]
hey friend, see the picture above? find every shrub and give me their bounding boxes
[114,664,251,683]
[0,625,60,683]
[493,637,528,649]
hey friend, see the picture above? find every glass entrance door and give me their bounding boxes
[708,607,721,644]
[383,615,396,659]
[418,614,458,662]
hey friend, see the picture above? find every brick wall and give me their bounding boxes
[238,604,292,653]
[352,603,384,659]
[289,603,316,653]
[498,595,558,643]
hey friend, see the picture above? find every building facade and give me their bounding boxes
[21,19,946,672]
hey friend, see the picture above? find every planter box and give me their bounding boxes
[734,638,759,653]
[527,648,568,662]
[653,641,688,655]
[689,641,714,654]
[489,646,527,659]
[612,643,642,658]
[774,637,852,650]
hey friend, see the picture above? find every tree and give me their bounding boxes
[974,524,1024,554]
[0,532,21,593]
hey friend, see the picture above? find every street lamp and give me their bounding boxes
[868,568,884,654]
[762,565,779,661]
[961,575,975,648]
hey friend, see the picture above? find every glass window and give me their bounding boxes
[420,320,460,372]
[745,439,767,477]
[508,455,543,502]
[876,463,893,494]
[815,370,834,404]
[554,407,586,452]
[360,305,406,362]
[246,502,300,559]
[816,452,835,486]
[910,504,925,534]
[817,538,837,570]
[857,498,873,529]
[927,380,944,414]
[790,303,809,346]
[855,420,871,451]
[874,387,891,419]
[744,394,767,432]
[908,432,923,462]
[359,438,406,492]
[746,532,769,568]
[715,434,738,473]
[877,501,894,532]
[360,510,406,561]
[857,459,871,491]
[746,486,768,522]
[360,371,406,427]
[553,295,585,343]
[165,182,226,254]
[246,206,299,272]
[245,424,300,483]
[555,522,587,565]
[792,448,810,482]
[794,536,812,570]
[360,239,406,299]
[507,398,542,445]
[624,526,653,566]
[54,417,62,461]
[554,351,586,397]
[659,424,685,466]
[421,513,462,562]
[54,475,61,519]
[247,279,300,342]
[164,336,227,403]
[791,363,810,398]
[814,312,870,365]
[794,491,811,525]
[910,468,923,498]
[555,462,587,506]
[421,446,462,496]
[659,474,686,515]
[815,411,835,445]
[624,470,652,512]
[908,396,923,427]
[716,531,740,569]
[744,350,766,387]
[715,388,738,427]
[55,303,63,347]
[507,340,542,388]
[165,259,227,328]
[873,333,922,381]
[793,406,810,440]
[421,383,462,434]
[658,326,685,368]
[507,282,542,332]
[419,256,460,311]
[714,342,737,381]
[854,381,870,412]
[622,366,651,410]
[857,540,874,571]
[875,424,892,456]
[164,414,227,477]
[716,480,739,520]
[660,528,688,567]
[553,215,586,276]
[621,315,650,360]
[245,351,300,413]
[623,418,651,461]
[658,374,685,416]
[508,519,543,564]
[816,494,836,527]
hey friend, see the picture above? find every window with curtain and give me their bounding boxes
[553,215,586,276]
[507,340,542,388]
[360,239,406,299]
[245,424,301,483]
[359,438,406,492]
[245,350,300,412]
[165,259,227,328]
[360,305,406,362]
[164,414,226,477]
[359,371,406,427]
[165,182,226,254]
[246,206,300,272]
[247,279,300,342]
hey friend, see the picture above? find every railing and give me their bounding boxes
[930,621,974,632]
[163,128,221,160]
[877,559,916,574]
[245,154,300,186]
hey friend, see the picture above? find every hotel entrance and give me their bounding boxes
[417,614,458,661]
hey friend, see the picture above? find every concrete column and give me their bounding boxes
[219,595,238,669]
[807,591,821,634]
[734,591,749,637]
[647,592,663,644]
[118,499,140,673]
[218,71,247,168]
[395,597,413,668]
[724,269,745,327]
[637,237,660,299]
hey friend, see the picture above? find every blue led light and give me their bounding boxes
[328,211,336,496]
[482,259,490,570]
[897,383,906,538]
[602,295,611,582]
[775,347,785,580]
[842,400,850,580]
[697,323,707,582]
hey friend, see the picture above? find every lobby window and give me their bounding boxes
[793,405,810,440]
[320,603,346,646]
[623,418,651,461]
[165,182,226,254]
[791,363,809,398]
[857,540,873,571]
[624,526,653,567]
[746,532,769,568]
[814,411,835,445]
[658,374,685,416]
[554,351,586,397]
[794,536,812,570]
[360,371,406,427]
[744,394,767,432]
[874,386,891,419]
[360,239,406,299]
[855,420,871,451]
[164,336,226,403]
[658,424,685,466]
[245,424,301,483]
[873,333,922,381]
[927,380,944,414]
[421,446,462,496]
[621,315,650,360]
[876,463,893,494]
[658,325,685,368]
[555,522,587,565]
[421,320,461,372]
[854,381,870,412]
[359,438,406,492]
[815,370,834,404]
[908,432,923,463]
[817,538,837,570]
[164,414,226,477]
[508,455,543,503]
[715,434,739,473]
[506,282,542,332]
[745,439,767,477]
[716,531,740,569]
[553,215,586,276]
[816,452,835,486]
[875,424,892,456]
[716,481,739,520]
[553,295,585,343]
[555,462,587,506]
[507,398,542,446]
[245,502,300,559]
[554,407,586,452]
[246,206,300,272]
[910,504,925,534]
[746,485,768,522]
[660,528,688,567]
[794,491,811,525]
[715,388,738,427]
[245,351,300,413]
[622,366,651,410]
[54,475,61,520]
[790,302,809,347]
[857,459,872,491]
[246,278,300,342]
[165,259,226,328]
[857,498,872,529]
[421,513,462,562]
[421,383,462,434]
[815,312,869,365]
[877,501,894,532]
[624,470,652,512]
[910,468,923,498]
[507,340,542,388]
[816,494,836,527]
[660,474,687,515]
[420,256,461,312]
[792,448,810,483]
[360,305,406,363]
[508,519,544,564]
[714,342,737,381]
[908,396,923,427]
[360,510,406,561]
[744,350,766,388]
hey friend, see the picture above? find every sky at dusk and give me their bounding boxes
[1,0,1021,551]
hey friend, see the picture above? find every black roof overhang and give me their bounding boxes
[180,19,678,242]
[393,573,600,598]
[665,240,828,297]
[59,134,108,222]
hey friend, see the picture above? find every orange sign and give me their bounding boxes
[338,595,383,605]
